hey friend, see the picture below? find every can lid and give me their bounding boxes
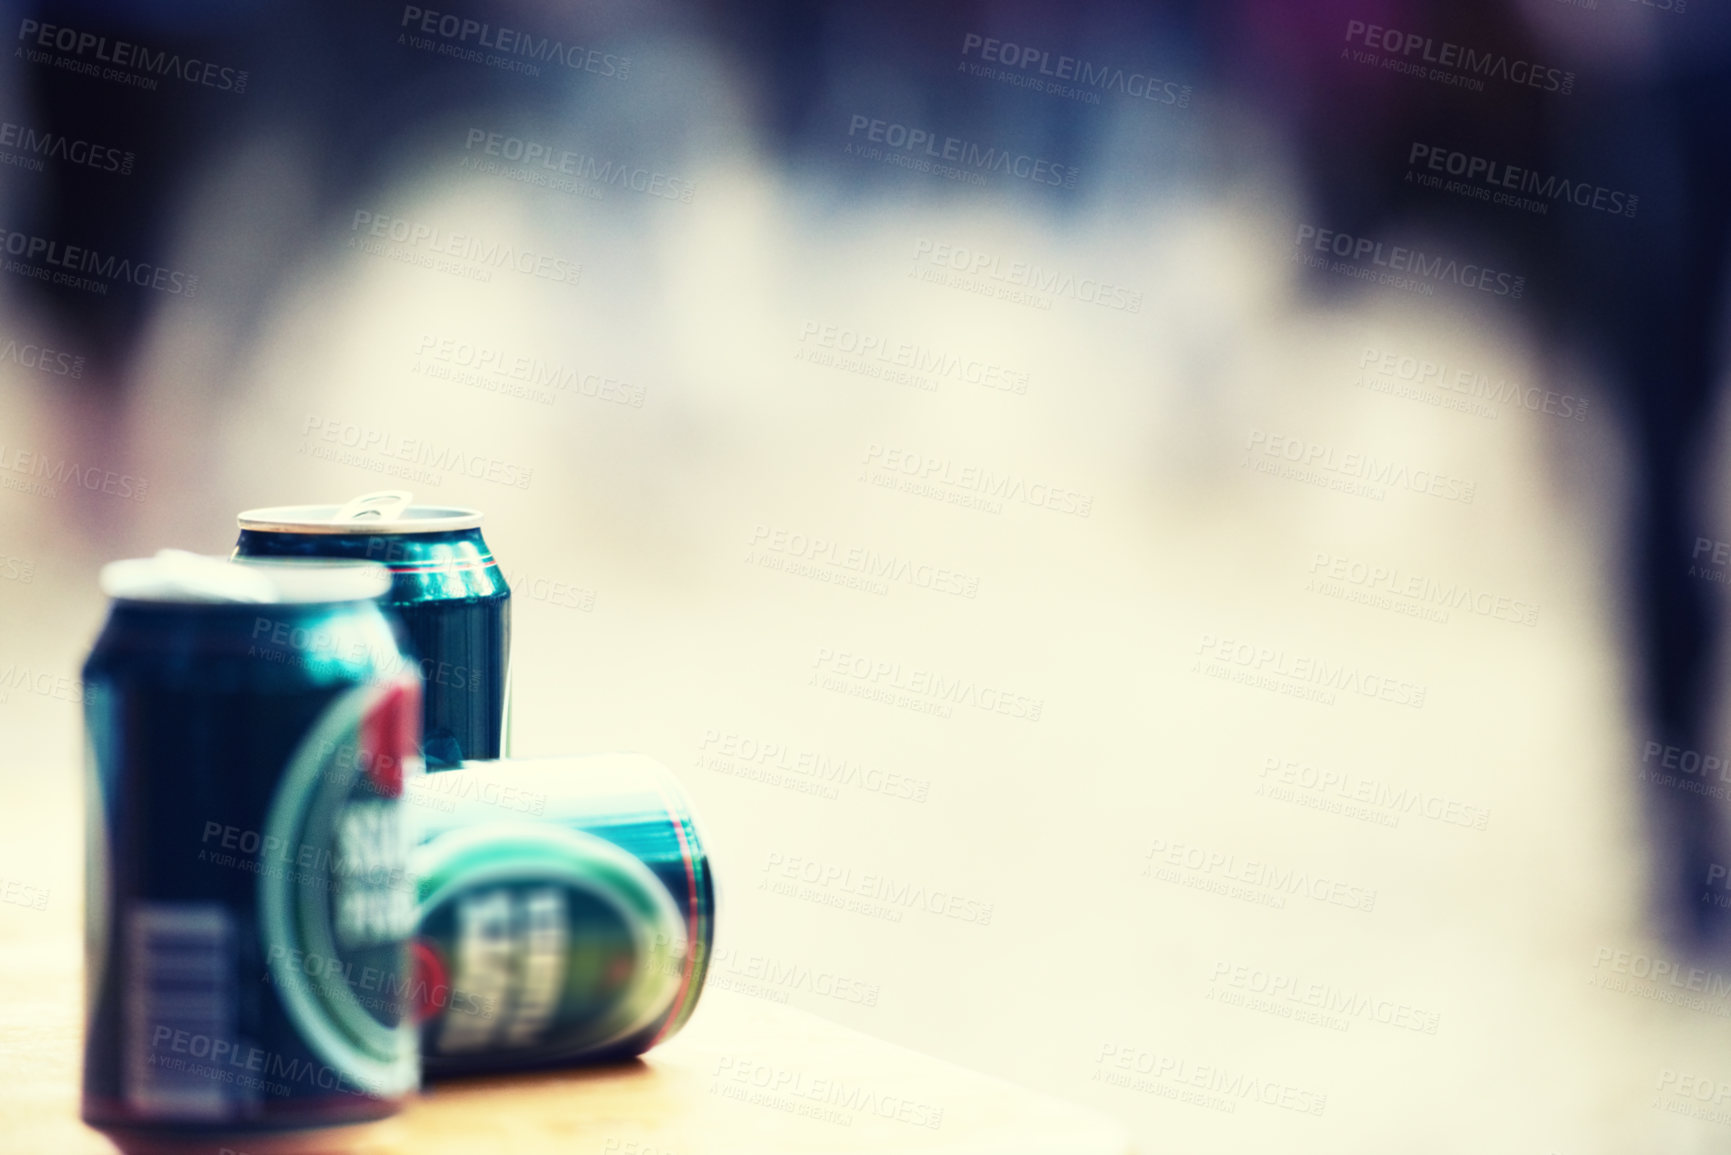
[101,550,392,604]
[236,490,482,535]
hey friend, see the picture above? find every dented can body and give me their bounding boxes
[81,556,423,1150]
[406,755,713,1075]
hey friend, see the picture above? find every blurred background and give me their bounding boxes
[4,0,1731,1150]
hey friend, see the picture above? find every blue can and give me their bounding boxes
[405,755,714,1074]
[81,552,423,1151]
[234,491,511,770]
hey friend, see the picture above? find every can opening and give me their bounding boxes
[333,490,416,523]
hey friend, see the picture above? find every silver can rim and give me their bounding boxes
[237,504,484,534]
[101,553,393,604]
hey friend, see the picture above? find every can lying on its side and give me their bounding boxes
[81,551,422,1154]
[234,490,511,770]
[405,755,714,1074]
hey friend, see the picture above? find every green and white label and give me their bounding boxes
[259,679,422,1098]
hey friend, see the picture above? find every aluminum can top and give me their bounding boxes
[100,549,390,605]
[237,490,481,535]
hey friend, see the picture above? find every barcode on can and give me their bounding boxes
[124,904,234,1118]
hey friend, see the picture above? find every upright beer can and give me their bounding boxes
[234,490,511,769]
[406,755,714,1075]
[81,551,422,1152]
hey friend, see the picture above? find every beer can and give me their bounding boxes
[405,755,714,1074]
[81,551,423,1151]
[234,490,511,769]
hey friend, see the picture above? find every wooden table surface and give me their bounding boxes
[0,852,1131,1155]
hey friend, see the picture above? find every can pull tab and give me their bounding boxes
[334,490,413,523]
